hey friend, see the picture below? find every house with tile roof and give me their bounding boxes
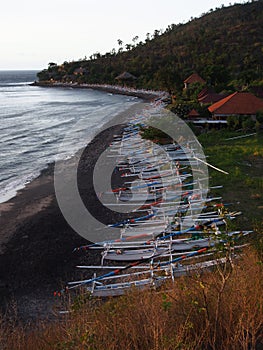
[184,73,206,89]
[208,92,263,119]
[198,87,228,105]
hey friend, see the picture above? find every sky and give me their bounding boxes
[0,0,247,70]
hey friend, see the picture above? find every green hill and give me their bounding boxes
[37,1,263,93]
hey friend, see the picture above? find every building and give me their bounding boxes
[184,73,206,89]
[208,92,263,119]
[187,109,200,119]
[198,87,228,105]
[186,108,227,128]
[115,72,137,86]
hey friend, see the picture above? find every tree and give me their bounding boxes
[153,29,160,38]
[37,69,49,81]
[145,33,151,42]
[48,62,57,69]
[132,36,139,46]
[242,116,256,131]
[202,64,229,86]
[256,110,263,123]
[125,44,132,51]
[227,115,241,130]
[183,82,206,100]
[117,39,123,47]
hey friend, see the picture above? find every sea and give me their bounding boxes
[0,70,139,203]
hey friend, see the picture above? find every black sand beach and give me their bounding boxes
[0,98,151,321]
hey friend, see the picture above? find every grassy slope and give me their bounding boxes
[198,130,263,233]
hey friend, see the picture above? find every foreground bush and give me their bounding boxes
[1,248,262,350]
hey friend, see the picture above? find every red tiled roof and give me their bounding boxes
[198,87,210,99]
[188,109,200,117]
[208,92,263,115]
[184,73,206,84]
[197,87,227,104]
[198,93,227,104]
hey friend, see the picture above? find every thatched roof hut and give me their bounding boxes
[115,71,137,81]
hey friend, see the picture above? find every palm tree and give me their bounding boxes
[145,33,151,42]
[153,29,160,39]
[117,39,123,53]
[132,36,139,47]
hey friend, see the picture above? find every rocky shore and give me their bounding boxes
[31,81,170,102]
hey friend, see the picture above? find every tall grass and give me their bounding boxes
[1,248,262,350]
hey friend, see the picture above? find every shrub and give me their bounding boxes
[256,109,263,124]
[242,116,256,131]
[227,115,241,130]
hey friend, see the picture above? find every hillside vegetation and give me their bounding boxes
[37,1,263,93]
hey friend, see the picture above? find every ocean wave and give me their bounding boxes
[0,109,35,120]
[0,75,138,204]
[0,169,42,204]
[0,82,33,87]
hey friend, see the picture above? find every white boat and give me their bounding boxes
[102,238,215,261]
[84,257,227,297]
[172,257,227,277]
[86,277,167,297]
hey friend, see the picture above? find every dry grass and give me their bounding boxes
[0,247,262,350]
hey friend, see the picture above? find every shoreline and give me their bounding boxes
[31,81,170,102]
[0,101,149,322]
[0,82,167,213]
[0,81,160,205]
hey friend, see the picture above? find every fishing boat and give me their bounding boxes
[70,249,230,297]
[56,105,253,300]
[86,276,167,297]
[101,230,251,261]
[101,239,212,261]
